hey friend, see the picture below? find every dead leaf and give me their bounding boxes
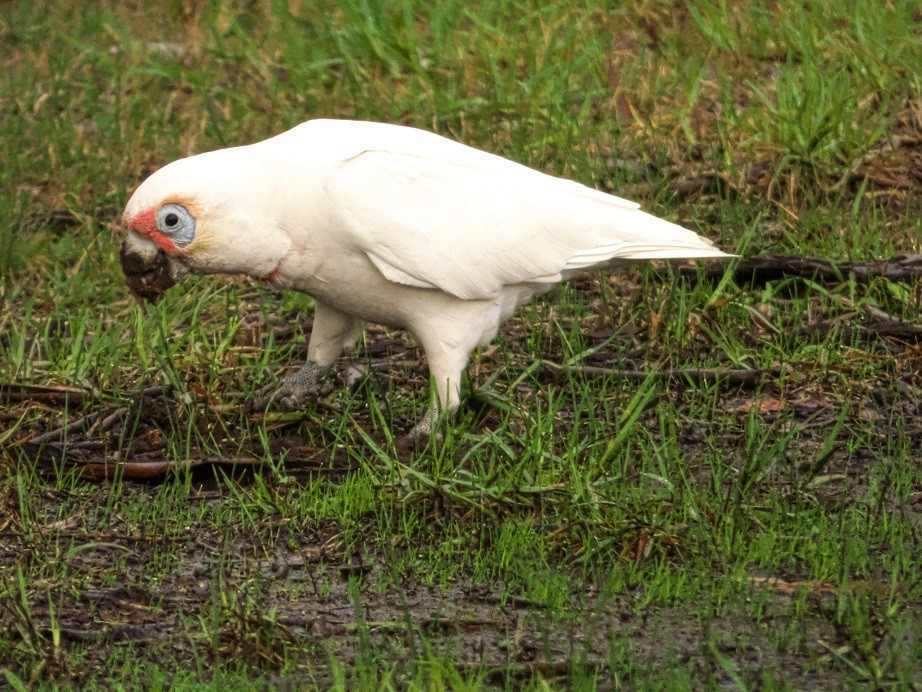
[749,576,836,595]
[43,516,82,532]
[724,396,786,414]
[649,310,661,339]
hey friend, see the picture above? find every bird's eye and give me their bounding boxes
[155,204,196,247]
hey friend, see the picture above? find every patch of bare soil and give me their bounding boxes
[1,500,894,688]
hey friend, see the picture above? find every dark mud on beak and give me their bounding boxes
[120,241,176,305]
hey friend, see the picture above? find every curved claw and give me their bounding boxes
[407,408,445,442]
[245,361,334,413]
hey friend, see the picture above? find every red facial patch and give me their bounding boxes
[126,208,179,254]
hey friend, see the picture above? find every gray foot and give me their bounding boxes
[246,361,334,413]
[408,408,445,441]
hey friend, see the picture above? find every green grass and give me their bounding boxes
[1,0,921,688]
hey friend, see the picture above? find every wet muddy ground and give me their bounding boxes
[6,486,915,688]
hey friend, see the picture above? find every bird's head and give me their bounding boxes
[120,146,291,305]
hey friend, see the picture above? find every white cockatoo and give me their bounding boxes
[120,119,731,437]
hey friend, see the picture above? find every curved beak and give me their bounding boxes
[120,231,188,306]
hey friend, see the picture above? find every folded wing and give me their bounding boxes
[325,145,730,301]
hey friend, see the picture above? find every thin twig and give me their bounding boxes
[124,385,172,398]
[861,303,901,323]
[681,254,922,286]
[90,407,129,436]
[540,360,783,387]
[76,456,271,480]
[0,383,91,405]
[28,409,108,444]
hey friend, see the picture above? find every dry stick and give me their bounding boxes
[77,456,271,480]
[0,383,91,405]
[80,406,127,438]
[23,407,126,451]
[96,407,129,434]
[861,302,902,323]
[797,316,922,342]
[39,624,159,644]
[2,383,169,407]
[125,385,172,398]
[28,409,108,444]
[540,360,784,387]
[680,254,922,286]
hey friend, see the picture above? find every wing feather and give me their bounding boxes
[325,143,729,301]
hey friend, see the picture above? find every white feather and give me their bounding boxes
[318,128,728,301]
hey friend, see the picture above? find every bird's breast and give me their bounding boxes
[273,248,419,327]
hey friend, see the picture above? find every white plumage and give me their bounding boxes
[121,119,731,436]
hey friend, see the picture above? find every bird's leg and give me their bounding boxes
[248,302,362,412]
[408,339,469,440]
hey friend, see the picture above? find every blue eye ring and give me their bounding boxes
[156,204,196,247]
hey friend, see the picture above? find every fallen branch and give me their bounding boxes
[540,361,784,387]
[84,406,128,437]
[28,409,109,445]
[77,457,268,480]
[22,406,129,446]
[0,382,92,405]
[125,385,173,398]
[73,453,353,480]
[37,623,161,644]
[799,320,922,343]
[680,254,922,286]
[1,383,172,411]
